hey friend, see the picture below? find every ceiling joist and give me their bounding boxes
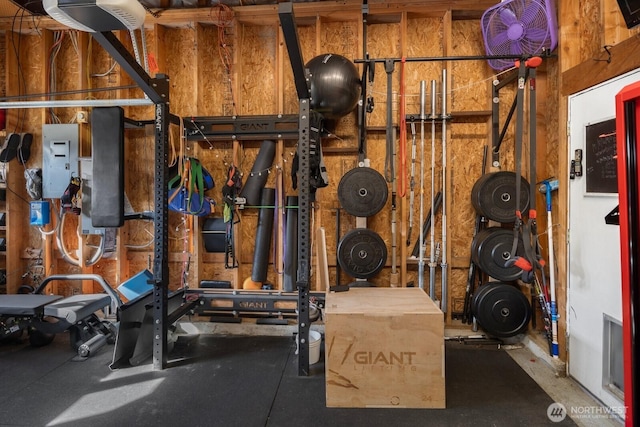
[0,0,495,32]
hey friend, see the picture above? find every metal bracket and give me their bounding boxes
[185,114,300,141]
[92,31,168,104]
[278,3,310,100]
[491,71,519,167]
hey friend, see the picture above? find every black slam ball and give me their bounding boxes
[306,53,362,120]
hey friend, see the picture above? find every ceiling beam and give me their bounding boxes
[0,0,495,32]
[561,36,640,96]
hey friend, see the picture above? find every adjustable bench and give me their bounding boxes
[44,294,113,325]
[0,294,63,317]
[0,274,122,356]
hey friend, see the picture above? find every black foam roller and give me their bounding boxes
[251,188,276,283]
[283,196,298,292]
[91,107,124,227]
[240,140,276,207]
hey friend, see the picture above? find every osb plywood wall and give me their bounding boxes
[1,0,637,346]
[1,7,545,307]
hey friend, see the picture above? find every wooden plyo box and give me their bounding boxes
[324,287,445,408]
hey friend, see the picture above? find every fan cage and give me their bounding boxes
[481,0,558,71]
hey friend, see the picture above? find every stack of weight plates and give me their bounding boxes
[336,167,388,282]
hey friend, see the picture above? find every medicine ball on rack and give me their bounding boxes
[306,53,361,120]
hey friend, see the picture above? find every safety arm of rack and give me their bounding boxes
[92,31,168,104]
[278,3,310,100]
[167,297,200,325]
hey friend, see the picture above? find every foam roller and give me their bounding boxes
[240,140,276,207]
[251,187,276,283]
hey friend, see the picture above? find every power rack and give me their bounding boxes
[90,3,315,374]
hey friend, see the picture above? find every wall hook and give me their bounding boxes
[594,45,612,64]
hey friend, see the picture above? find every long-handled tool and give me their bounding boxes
[534,271,554,356]
[428,80,437,299]
[540,178,559,358]
[390,59,407,287]
[440,69,449,313]
[418,80,427,290]
[384,59,400,287]
[407,119,417,247]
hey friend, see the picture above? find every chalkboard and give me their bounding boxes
[585,119,618,194]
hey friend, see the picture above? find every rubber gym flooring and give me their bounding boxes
[0,332,576,427]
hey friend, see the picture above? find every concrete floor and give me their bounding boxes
[506,336,623,427]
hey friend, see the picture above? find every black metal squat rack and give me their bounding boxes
[91,3,315,374]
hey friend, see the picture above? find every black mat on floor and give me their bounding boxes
[0,334,575,427]
[271,340,576,427]
[0,335,290,427]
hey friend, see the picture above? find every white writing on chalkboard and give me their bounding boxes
[585,119,618,194]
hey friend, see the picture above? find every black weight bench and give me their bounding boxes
[0,294,63,317]
[44,294,112,325]
[0,275,122,356]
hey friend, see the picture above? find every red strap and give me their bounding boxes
[514,257,532,271]
[227,165,236,187]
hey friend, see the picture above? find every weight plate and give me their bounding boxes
[472,283,532,338]
[28,330,55,347]
[471,171,530,223]
[471,227,523,282]
[338,229,387,279]
[338,167,388,217]
[471,281,494,319]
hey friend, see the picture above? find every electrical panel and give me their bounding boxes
[42,124,79,199]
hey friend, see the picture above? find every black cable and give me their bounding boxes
[0,84,147,101]
[10,7,29,133]
[0,164,30,206]
[6,184,30,205]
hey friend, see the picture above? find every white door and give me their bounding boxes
[567,69,640,411]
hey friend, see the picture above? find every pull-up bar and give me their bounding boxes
[354,52,555,64]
